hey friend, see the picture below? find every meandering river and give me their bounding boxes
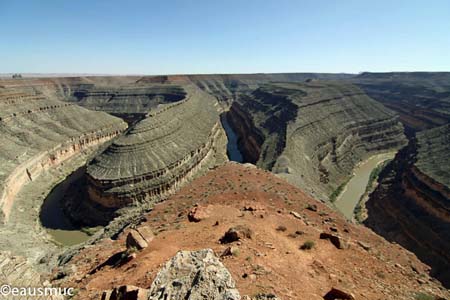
[40,167,92,246]
[40,115,245,246]
[221,115,244,163]
[334,152,395,219]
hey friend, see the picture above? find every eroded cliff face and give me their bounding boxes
[364,124,450,287]
[226,82,407,201]
[0,76,188,117]
[352,72,450,134]
[69,84,186,114]
[184,73,354,105]
[83,86,227,212]
[0,88,127,222]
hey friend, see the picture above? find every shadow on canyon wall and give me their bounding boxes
[364,139,450,288]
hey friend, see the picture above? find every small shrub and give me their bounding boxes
[414,292,435,300]
[126,246,138,256]
[300,240,315,250]
[231,247,240,257]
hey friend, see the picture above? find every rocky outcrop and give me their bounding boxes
[0,89,127,221]
[0,251,64,300]
[319,232,349,249]
[85,87,227,209]
[226,82,407,201]
[100,249,240,300]
[148,249,240,300]
[364,124,450,287]
[102,285,148,300]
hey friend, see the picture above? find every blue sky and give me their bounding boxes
[1,0,449,74]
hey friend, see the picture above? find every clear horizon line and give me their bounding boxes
[1,70,449,78]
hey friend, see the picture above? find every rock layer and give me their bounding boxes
[86,86,227,208]
[70,84,186,114]
[0,76,187,116]
[353,72,450,133]
[364,124,450,287]
[226,82,407,201]
[0,88,127,221]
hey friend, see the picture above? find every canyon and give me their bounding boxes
[347,72,450,288]
[0,82,127,288]
[84,85,227,211]
[353,72,450,134]
[0,83,127,224]
[364,124,450,286]
[0,73,448,299]
[225,81,407,202]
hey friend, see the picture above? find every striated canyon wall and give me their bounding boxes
[352,72,450,134]
[68,83,186,114]
[364,124,450,287]
[84,86,227,209]
[0,87,127,222]
[226,81,407,201]
[0,76,187,116]
[180,73,354,104]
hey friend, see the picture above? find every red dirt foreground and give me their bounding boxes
[55,162,450,300]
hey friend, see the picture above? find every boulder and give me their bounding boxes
[101,290,112,300]
[243,203,264,211]
[319,232,348,249]
[253,294,279,300]
[102,285,148,300]
[306,204,318,212]
[148,249,240,300]
[220,225,253,244]
[357,241,371,251]
[290,211,303,220]
[135,225,155,243]
[188,205,211,222]
[323,287,355,300]
[126,230,148,250]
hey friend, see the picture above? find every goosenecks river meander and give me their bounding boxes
[40,167,92,246]
[40,120,386,245]
[40,117,245,246]
[334,152,395,220]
